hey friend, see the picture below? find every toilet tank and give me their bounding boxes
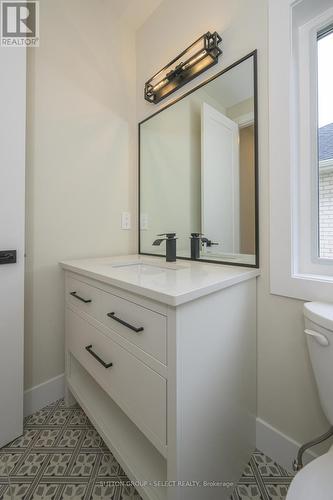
[304,302,333,425]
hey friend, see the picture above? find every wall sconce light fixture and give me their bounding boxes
[144,31,222,104]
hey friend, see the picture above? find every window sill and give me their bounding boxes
[271,271,333,303]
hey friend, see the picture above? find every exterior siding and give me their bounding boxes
[319,168,333,258]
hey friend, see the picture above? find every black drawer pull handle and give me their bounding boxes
[107,312,144,333]
[70,291,92,304]
[85,344,113,368]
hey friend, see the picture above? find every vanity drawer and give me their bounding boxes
[100,292,167,365]
[66,276,102,320]
[66,308,167,451]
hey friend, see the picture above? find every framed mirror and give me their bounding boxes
[139,51,259,267]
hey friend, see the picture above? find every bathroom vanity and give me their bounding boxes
[61,255,259,500]
[61,49,260,500]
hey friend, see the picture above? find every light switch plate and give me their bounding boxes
[121,212,131,230]
[140,213,149,230]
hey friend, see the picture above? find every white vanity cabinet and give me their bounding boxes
[62,256,259,500]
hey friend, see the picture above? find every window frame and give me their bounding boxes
[269,0,333,302]
[297,9,333,275]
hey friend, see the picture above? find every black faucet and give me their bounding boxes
[190,233,204,260]
[152,233,177,262]
[190,233,219,260]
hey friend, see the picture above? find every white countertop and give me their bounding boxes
[60,255,260,306]
[176,249,256,265]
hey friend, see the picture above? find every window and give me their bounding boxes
[294,7,333,279]
[269,0,333,302]
[318,27,333,259]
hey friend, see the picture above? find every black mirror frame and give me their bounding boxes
[138,50,259,269]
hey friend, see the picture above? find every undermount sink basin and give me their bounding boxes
[111,261,185,272]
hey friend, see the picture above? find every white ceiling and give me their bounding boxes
[109,0,164,30]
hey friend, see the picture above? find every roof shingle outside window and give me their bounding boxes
[319,123,333,161]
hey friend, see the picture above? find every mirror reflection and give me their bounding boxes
[139,53,258,266]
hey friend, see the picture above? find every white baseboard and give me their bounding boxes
[256,417,318,472]
[24,373,65,417]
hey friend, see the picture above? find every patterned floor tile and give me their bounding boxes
[68,412,90,427]
[48,410,72,427]
[0,453,22,476]
[31,483,60,500]
[1,483,30,500]
[119,484,143,499]
[4,429,39,449]
[34,430,61,448]
[242,462,255,478]
[264,484,290,500]
[0,399,293,499]
[82,429,105,449]
[43,454,72,476]
[98,454,122,478]
[90,482,118,499]
[25,408,52,426]
[252,452,286,478]
[61,483,88,499]
[57,429,83,448]
[0,484,8,498]
[16,453,48,476]
[69,453,97,477]
[231,483,264,499]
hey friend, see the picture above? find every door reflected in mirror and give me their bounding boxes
[139,52,258,267]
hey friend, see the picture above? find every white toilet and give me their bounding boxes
[287,302,333,500]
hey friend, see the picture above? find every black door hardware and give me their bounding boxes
[0,250,17,265]
[85,344,113,368]
[70,291,92,303]
[107,312,144,333]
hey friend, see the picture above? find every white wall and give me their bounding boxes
[136,0,329,448]
[25,0,137,390]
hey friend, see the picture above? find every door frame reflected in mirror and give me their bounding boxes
[138,50,259,268]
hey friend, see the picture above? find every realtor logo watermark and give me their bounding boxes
[1,1,39,46]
